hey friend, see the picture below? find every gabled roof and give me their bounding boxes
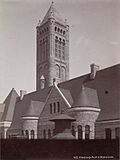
[1,88,19,122]
[72,85,99,108]
[41,2,65,25]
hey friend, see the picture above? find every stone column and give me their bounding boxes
[82,126,85,140]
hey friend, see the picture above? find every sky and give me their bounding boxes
[0,0,120,102]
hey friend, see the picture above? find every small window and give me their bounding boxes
[50,104,52,114]
[63,31,65,35]
[57,102,60,112]
[31,130,35,139]
[58,28,60,32]
[60,29,62,33]
[105,128,111,139]
[115,127,119,139]
[55,26,57,31]
[54,103,56,113]
[85,125,90,139]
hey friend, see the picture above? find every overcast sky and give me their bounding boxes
[0,0,120,102]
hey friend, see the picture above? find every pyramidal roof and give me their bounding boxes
[41,2,65,25]
[24,101,38,117]
[72,86,93,108]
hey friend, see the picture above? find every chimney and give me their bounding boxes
[90,64,99,79]
[20,90,27,100]
[40,75,45,89]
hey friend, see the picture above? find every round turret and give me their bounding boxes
[68,85,100,140]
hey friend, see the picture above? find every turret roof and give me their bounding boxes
[41,2,65,25]
[73,85,90,107]
[72,85,99,108]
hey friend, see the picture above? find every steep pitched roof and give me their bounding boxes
[8,87,51,130]
[0,104,5,120]
[41,2,65,25]
[1,88,19,122]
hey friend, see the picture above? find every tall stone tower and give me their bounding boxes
[36,2,69,90]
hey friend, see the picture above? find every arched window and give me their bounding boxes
[31,130,35,139]
[43,129,46,139]
[60,29,62,34]
[48,129,51,139]
[55,36,58,43]
[63,30,65,35]
[63,39,65,45]
[55,26,57,31]
[85,125,90,139]
[78,125,82,139]
[58,28,60,32]
[61,66,66,81]
[25,130,29,139]
[55,65,60,78]
[72,126,75,137]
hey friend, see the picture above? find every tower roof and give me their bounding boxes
[41,2,65,25]
[72,85,97,108]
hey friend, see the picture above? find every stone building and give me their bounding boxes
[0,3,119,140]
